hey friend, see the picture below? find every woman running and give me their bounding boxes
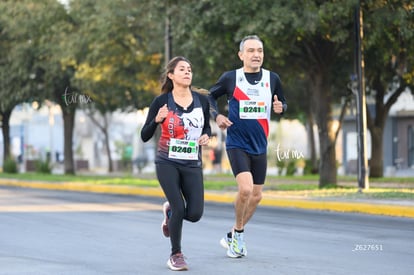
[141,56,211,271]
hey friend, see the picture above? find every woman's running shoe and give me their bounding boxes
[167,252,188,271]
[161,201,171,237]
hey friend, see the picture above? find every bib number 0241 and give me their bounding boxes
[168,138,198,160]
[239,100,267,119]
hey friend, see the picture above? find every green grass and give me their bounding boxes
[347,190,414,200]
[271,183,320,191]
[0,172,159,187]
[267,174,414,183]
[0,172,111,182]
[264,187,414,200]
[1,172,413,200]
[2,172,414,183]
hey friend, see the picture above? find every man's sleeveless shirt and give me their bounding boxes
[226,68,272,155]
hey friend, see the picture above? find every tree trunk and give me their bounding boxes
[306,115,318,174]
[311,74,337,187]
[54,80,77,175]
[103,126,113,173]
[369,126,383,177]
[86,111,114,173]
[62,107,76,175]
[367,74,405,178]
[1,109,12,163]
[305,82,318,174]
[318,121,337,187]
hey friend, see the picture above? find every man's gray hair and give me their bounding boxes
[239,35,263,51]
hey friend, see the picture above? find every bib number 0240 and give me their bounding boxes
[168,138,198,160]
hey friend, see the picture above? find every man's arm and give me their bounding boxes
[207,71,235,129]
[271,72,287,114]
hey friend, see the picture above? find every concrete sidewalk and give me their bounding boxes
[0,178,413,219]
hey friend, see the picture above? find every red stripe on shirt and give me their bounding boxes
[234,86,269,137]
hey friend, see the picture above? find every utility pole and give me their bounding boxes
[355,3,369,191]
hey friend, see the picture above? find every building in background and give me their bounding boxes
[2,102,312,175]
[341,88,414,176]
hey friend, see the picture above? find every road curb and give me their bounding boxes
[1,179,413,219]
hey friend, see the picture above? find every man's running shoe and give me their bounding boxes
[161,201,171,237]
[227,231,247,258]
[220,232,231,249]
[167,252,188,271]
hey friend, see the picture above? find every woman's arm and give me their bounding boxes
[141,96,164,142]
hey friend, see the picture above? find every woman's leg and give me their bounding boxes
[179,166,204,222]
[156,163,185,255]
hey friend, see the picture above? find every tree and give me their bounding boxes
[0,0,55,165]
[31,0,78,174]
[172,0,356,187]
[363,0,414,177]
[1,0,166,174]
[62,0,163,172]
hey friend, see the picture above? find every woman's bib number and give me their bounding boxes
[168,138,198,160]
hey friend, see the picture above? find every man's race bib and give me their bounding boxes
[239,100,267,119]
[168,138,198,160]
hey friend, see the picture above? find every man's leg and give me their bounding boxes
[234,171,254,230]
[242,184,263,227]
[241,152,266,227]
[234,176,264,229]
[226,171,256,257]
[222,148,263,257]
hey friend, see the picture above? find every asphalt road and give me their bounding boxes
[0,186,413,275]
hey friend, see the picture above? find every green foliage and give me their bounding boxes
[363,0,414,86]
[286,160,297,176]
[361,1,414,177]
[115,141,133,170]
[286,160,296,176]
[66,0,163,112]
[34,160,52,174]
[304,159,319,175]
[3,158,18,174]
